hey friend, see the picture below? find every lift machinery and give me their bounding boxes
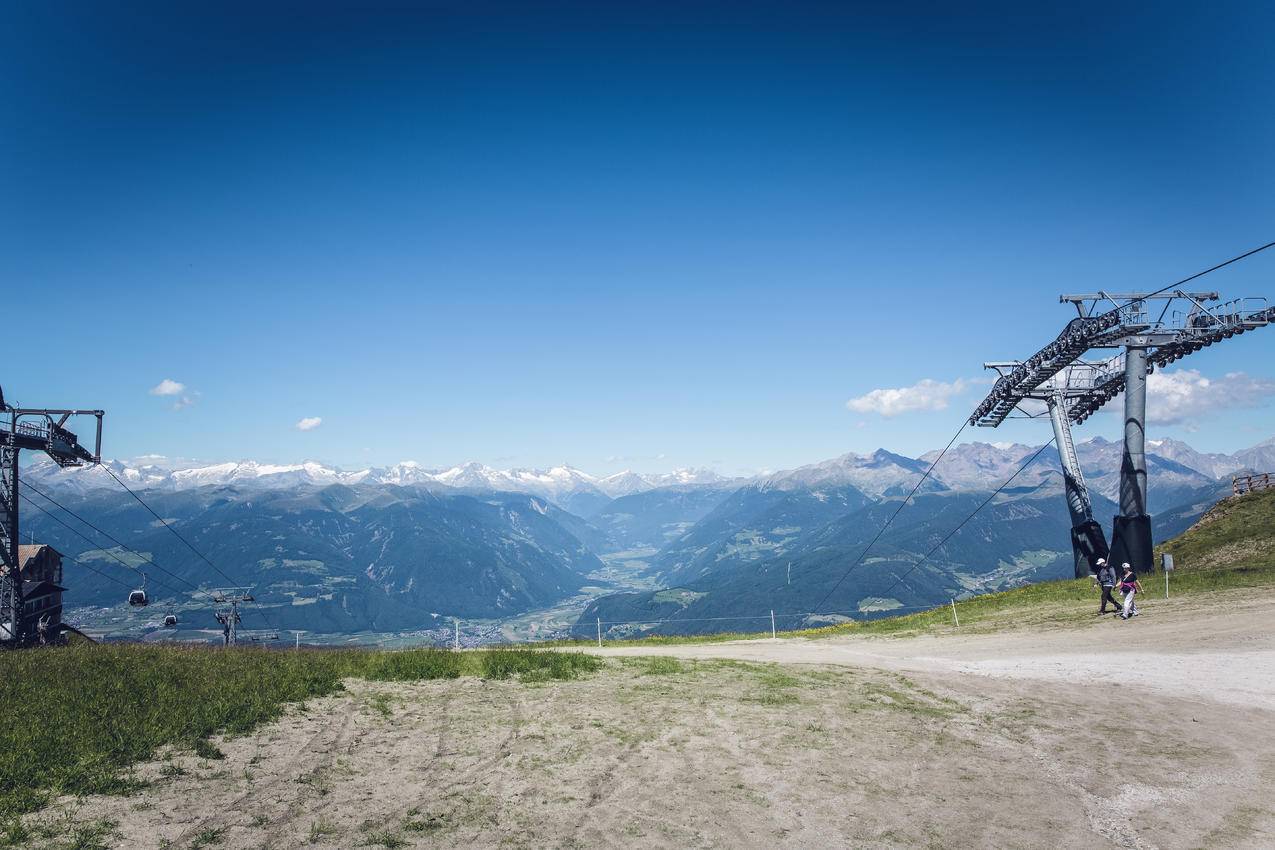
[0,384,104,645]
[971,292,1273,577]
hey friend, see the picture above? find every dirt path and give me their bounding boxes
[24,594,1275,849]
[589,594,1275,710]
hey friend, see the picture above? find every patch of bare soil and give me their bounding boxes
[24,638,1275,849]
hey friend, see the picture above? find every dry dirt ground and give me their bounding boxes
[29,593,1275,850]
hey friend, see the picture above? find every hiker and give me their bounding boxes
[1119,563,1143,620]
[1094,558,1121,614]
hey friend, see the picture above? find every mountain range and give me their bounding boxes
[29,456,734,516]
[19,435,1274,640]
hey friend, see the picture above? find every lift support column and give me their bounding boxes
[0,441,18,643]
[1111,344,1155,574]
[1047,393,1108,578]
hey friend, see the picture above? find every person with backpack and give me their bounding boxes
[1119,563,1143,620]
[1094,558,1121,615]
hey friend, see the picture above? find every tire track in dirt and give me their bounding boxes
[567,716,648,842]
[981,728,1150,849]
[369,680,571,844]
[260,697,360,845]
[168,694,358,848]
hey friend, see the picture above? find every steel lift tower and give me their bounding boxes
[0,384,104,645]
[212,588,254,647]
[971,292,1273,577]
[981,359,1124,577]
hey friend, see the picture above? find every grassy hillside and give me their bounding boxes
[569,489,1275,646]
[0,644,598,836]
[1156,487,1275,571]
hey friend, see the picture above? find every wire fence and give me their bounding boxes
[411,557,1267,650]
[59,554,1266,650]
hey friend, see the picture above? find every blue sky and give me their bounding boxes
[4,1,1274,475]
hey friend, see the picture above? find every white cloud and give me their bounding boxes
[295,417,323,432]
[605,452,667,463]
[846,378,969,417]
[1143,369,1275,425]
[172,395,196,411]
[149,379,185,396]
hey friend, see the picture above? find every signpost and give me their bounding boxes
[1161,552,1174,598]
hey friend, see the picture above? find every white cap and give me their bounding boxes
[1122,562,1131,569]
[1096,558,1106,565]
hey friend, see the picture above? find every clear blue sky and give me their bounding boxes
[4,1,1274,475]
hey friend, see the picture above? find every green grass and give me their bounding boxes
[1158,488,1275,571]
[192,739,224,761]
[361,829,408,848]
[308,818,339,841]
[191,827,225,848]
[0,644,598,829]
[479,647,601,682]
[635,656,684,675]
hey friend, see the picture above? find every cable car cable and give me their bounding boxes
[876,438,1058,603]
[805,420,968,616]
[100,465,283,636]
[20,479,213,600]
[17,492,189,599]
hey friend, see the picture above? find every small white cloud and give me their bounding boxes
[1142,369,1275,425]
[846,378,969,417]
[295,417,323,432]
[605,452,667,463]
[150,379,185,396]
[172,395,196,411]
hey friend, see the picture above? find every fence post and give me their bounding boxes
[770,610,776,639]
[596,617,602,648]
[950,599,959,627]
[454,618,460,650]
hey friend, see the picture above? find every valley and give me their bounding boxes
[21,436,1274,644]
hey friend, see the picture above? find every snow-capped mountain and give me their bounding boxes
[21,455,728,515]
[426,463,611,516]
[1143,439,1245,479]
[596,468,730,497]
[21,435,1273,518]
[761,449,942,497]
